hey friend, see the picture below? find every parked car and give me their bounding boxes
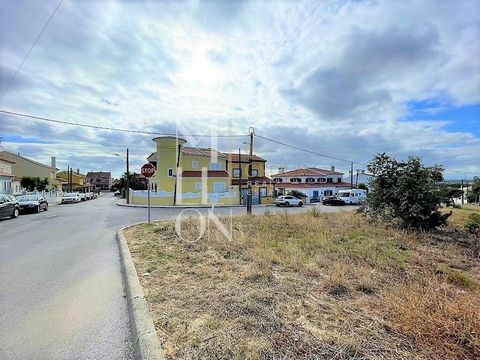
[336,189,367,205]
[0,194,20,219]
[61,193,81,204]
[275,195,303,207]
[114,190,121,196]
[16,194,48,213]
[322,196,346,206]
[80,193,87,201]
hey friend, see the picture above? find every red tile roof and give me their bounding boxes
[271,167,344,177]
[232,176,274,185]
[182,147,227,158]
[181,170,229,178]
[275,182,352,189]
[224,153,266,162]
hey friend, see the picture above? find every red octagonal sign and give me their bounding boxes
[141,163,156,177]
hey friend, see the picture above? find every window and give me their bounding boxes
[192,160,199,169]
[274,178,282,182]
[250,168,258,176]
[233,168,241,178]
[167,168,174,177]
[209,162,221,170]
[195,182,201,190]
[337,177,342,183]
[291,178,302,183]
[306,178,315,183]
[317,177,326,183]
[324,190,333,196]
[259,187,267,197]
[213,182,226,193]
[326,178,333,183]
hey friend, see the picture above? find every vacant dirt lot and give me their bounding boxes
[124,208,480,360]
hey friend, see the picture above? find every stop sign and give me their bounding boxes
[141,163,156,177]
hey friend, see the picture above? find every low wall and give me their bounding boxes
[131,190,240,206]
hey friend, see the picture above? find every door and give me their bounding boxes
[313,190,319,199]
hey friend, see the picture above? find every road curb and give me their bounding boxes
[115,200,312,209]
[116,226,165,360]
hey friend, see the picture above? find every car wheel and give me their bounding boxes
[285,202,290,207]
[36,205,41,213]
[44,204,48,211]
[298,201,303,207]
[11,207,19,218]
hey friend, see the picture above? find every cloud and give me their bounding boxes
[0,0,478,178]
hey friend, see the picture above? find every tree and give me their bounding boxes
[20,177,49,191]
[364,153,449,229]
[438,186,463,207]
[357,183,368,192]
[288,189,307,199]
[467,177,480,203]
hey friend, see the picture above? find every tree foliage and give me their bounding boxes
[438,185,464,207]
[20,177,49,191]
[467,177,480,203]
[364,153,449,229]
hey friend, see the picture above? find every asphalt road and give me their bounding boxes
[0,193,356,359]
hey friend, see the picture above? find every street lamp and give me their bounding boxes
[113,149,130,204]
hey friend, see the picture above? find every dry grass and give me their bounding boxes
[124,210,480,360]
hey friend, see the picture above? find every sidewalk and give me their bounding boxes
[115,198,286,209]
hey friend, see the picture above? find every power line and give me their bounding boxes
[0,109,248,137]
[0,0,64,101]
[255,133,366,165]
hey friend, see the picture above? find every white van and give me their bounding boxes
[336,189,366,205]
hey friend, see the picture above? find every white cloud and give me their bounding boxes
[0,0,478,178]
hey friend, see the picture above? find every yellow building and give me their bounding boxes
[131,136,239,206]
[56,169,86,191]
[225,153,275,205]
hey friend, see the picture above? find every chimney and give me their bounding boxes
[77,168,80,175]
[331,165,335,172]
[51,156,56,169]
[278,167,285,174]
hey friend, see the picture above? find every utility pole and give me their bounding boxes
[350,162,354,189]
[173,143,181,206]
[238,147,242,205]
[461,179,464,205]
[126,148,130,204]
[247,128,254,214]
[69,167,73,192]
[67,165,70,192]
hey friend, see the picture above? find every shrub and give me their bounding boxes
[465,213,480,234]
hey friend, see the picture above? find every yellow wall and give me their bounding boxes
[226,160,265,178]
[56,171,85,185]
[181,155,227,171]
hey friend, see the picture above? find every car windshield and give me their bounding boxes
[337,192,350,197]
[65,193,77,197]
[17,195,38,201]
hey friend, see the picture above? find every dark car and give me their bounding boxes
[309,196,321,203]
[0,194,20,219]
[322,196,346,206]
[16,194,48,213]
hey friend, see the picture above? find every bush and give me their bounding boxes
[465,213,480,234]
[364,153,449,229]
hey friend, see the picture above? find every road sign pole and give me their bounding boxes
[147,178,151,224]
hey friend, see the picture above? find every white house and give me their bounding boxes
[271,167,352,201]
[0,158,15,194]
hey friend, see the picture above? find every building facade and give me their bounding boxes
[132,136,240,205]
[271,167,352,201]
[85,171,112,191]
[0,151,61,192]
[57,169,87,191]
[225,153,275,204]
[0,158,15,194]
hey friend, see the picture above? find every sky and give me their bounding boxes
[0,0,479,179]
